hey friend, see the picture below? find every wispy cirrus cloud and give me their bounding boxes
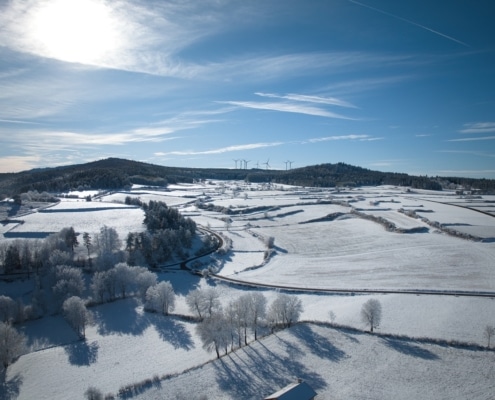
[219,100,354,120]
[449,136,495,142]
[154,142,284,156]
[307,134,382,143]
[255,92,357,108]
[458,122,495,134]
[438,150,495,158]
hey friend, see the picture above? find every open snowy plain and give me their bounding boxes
[2,182,495,399]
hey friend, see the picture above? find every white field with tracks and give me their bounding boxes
[2,183,495,400]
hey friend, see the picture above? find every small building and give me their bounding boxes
[264,380,317,400]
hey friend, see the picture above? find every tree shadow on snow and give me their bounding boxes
[94,298,149,336]
[213,336,327,398]
[382,337,440,360]
[150,315,194,350]
[0,372,23,400]
[289,324,346,362]
[65,340,99,366]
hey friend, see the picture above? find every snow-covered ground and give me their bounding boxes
[2,184,495,400]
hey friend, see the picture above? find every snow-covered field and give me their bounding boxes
[2,183,495,400]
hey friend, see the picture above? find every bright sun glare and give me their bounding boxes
[31,0,120,65]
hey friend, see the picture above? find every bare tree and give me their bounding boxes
[146,281,176,315]
[0,322,26,370]
[244,292,267,341]
[84,386,103,400]
[196,311,230,359]
[268,293,303,329]
[361,298,382,333]
[63,296,92,339]
[483,325,495,348]
[186,287,221,320]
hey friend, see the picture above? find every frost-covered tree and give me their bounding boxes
[0,322,26,370]
[136,270,158,300]
[96,225,122,255]
[113,263,136,298]
[4,244,21,273]
[63,296,91,339]
[361,298,382,333]
[146,281,176,315]
[268,293,303,329]
[484,325,495,348]
[61,227,79,253]
[83,232,92,260]
[245,292,267,340]
[196,312,230,359]
[186,288,221,320]
[48,249,73,268]
[0,295,16,323]
[52,265,85,309]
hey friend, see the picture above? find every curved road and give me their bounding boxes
[209,273,495,298]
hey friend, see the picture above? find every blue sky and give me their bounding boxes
[0,0,494,178]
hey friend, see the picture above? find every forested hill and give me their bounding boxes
[0,157,494,198]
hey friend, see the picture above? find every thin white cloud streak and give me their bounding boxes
[0,119,45,125]
[307,135,381,143]
[154,142,284,156]
[449,136,495,142]
[459,122,495,134]
[219,101,354,120]
[255,92,356,108]
[347,0,469,48]
[438,150,495,158]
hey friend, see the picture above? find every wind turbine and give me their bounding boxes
[244,160,251,169]
[288,160,294,170]
[284,160,289,171]
[233,159,239,169]
[255,161,260,169]
[263,159,270,169]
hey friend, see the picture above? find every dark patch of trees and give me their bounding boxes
[126,200,197,267]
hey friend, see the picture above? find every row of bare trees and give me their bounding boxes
[188,289,303,358]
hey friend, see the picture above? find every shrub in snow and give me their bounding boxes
[84,386,103,400]
[0,295,16,323]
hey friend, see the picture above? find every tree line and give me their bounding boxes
[3,157,495,199]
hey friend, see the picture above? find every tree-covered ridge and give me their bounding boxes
[1,158,495,198]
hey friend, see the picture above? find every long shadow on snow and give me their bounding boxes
[213,333,327,398]
[147,314,194,350]
[0,372,22,400]
[95,298,149,336]
[288,324,346,362]
[382,337,440,360]
[64,340,99,366]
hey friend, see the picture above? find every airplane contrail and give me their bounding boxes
[347,0,470,48]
